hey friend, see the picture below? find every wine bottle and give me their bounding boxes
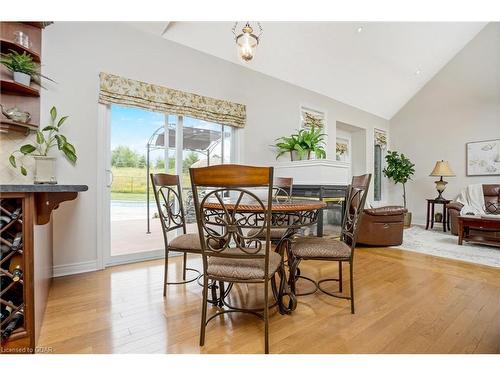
[1,244,11,260]
[0,303,13,321]
[10,207,21,220]
[1,309,24,341]
[0,215,11,229]
[9,253,23,282]
[11,232,22,251]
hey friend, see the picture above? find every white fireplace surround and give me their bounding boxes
[273,159,350,185]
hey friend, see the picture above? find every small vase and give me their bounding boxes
[13,71,31,86]
[34,156,57,184]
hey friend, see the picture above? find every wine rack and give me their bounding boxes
[0,194,34,352]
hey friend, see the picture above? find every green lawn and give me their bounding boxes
[111,166,191,199]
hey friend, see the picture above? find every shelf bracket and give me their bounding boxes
[34,191,78,225]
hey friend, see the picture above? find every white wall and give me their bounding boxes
[1,22,389,274]
[389,23,500,224]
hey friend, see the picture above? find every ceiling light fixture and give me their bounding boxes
[232,22,263,62]
[415,69,422,76]
[356,26,364,33]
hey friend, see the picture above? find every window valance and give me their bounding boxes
[98,72,246,128]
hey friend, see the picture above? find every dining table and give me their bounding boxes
[200,196,327,314]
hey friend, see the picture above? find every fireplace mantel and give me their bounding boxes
[273,159,350,185]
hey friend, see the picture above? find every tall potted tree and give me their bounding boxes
[383,150,415,226]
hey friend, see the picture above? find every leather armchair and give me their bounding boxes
[357,206,407,246]
[447,184,500,235]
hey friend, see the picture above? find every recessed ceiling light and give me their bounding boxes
[415,69,422,76]
[356,26,363,33]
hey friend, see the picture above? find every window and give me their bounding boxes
[109,105,236,260]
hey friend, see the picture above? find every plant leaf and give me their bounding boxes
[36,131,45,144]
[20,166,27,176]
[9,155,16,168]
[55,134,67,150]
[42,125,58,132]
[62,147,77,164]
[20,144,36,154]
[64,142,76,154]
[57,116,68,128]
[50,106,57,121]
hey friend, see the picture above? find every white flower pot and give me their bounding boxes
[13,71,31,86]
[34,156,57,184]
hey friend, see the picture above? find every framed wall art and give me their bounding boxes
[466,139,500,176]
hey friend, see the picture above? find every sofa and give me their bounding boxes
[447,184,500,235]
[357,206,408,246]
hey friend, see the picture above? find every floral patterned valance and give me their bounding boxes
[374,129,387,149]
[98,73,246,128]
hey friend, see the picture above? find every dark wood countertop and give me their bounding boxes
[0,184,88,193]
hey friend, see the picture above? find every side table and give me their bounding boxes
[426,199,451,232]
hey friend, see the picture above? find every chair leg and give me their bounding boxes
[264,279,270,354]
[349,261,355,314]
[200,275,209,346]
[182,252,187,280]
[163,249,169,297]
[338,261,343,293]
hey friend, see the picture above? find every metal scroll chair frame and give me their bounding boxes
[190,164,285,354]
[288,174,371,314]
[150,173,201,296]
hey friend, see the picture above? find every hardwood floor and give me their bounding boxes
[38,247,500,354]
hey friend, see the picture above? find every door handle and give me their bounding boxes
[106,169,113,188]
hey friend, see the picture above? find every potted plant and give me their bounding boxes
[275,127,327,161]
[383,150,415,226]
[0,50,54,87]
[9,106,77,183]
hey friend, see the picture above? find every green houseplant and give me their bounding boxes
[383,150,415,226]
[9,106,77,183]
[0,50,54,87]
[275,127,327,161]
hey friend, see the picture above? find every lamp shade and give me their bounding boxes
[429,160,455,177]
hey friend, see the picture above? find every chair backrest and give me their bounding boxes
[190,165,274,279]
[274,177,293,202]
[150,174,187,242]
[341,174,371,251]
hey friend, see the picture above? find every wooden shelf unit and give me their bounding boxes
[0,119,39,135]
[0,79,40,97]
[0,21,46,135]
[0,38,41,63]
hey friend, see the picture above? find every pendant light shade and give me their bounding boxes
[233,22,262,62]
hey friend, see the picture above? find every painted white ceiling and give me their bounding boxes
[129,22,486,119]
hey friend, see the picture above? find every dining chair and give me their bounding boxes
[150,173,202,296]
[247,176,294,242]
[288,174,371,314]
[190,164,284,354]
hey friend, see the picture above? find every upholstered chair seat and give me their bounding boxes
[291,237,351,259]
[207,249,282,280]
[168,233,202,251]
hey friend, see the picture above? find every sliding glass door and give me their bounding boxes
[105,105,235,266]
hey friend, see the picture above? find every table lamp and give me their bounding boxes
[429,160,455,201]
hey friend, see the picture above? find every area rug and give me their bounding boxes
[397,225,500,268]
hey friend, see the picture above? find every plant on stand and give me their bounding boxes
[0,50,54,87]
[9,106,77,183]
[274,127,327,161]
[383,150,415,226]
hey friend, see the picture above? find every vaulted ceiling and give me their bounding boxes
[129,22,486,119]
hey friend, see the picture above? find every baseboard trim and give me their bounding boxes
[53,259,99,278]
